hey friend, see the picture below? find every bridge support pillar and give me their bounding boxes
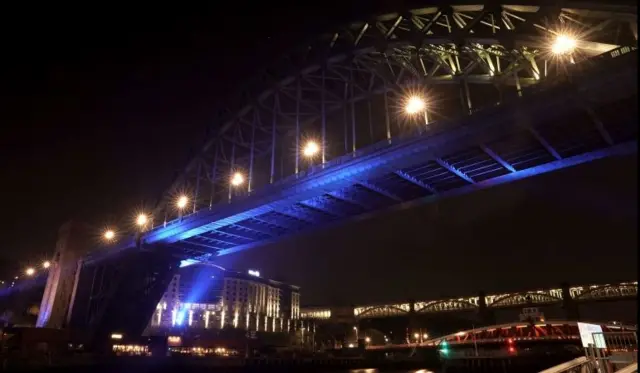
[36,221,93,328]
[407,300,419,342]
[561,282,580,320]
[67,247,179,349]
[477,291,495,326]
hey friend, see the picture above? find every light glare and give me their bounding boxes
[231,172,245,186]
[25,267,35,276]
[302,141,320,157]
[176,195,188,209]
[551,34,577,55]
[405,96,426,114]
[42,261,51,269]
[136,214,148,226]
[104,230,115,240]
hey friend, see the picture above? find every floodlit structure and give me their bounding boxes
[33,3,637,347]
[147,264,301,333]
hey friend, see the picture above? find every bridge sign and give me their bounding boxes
[577,322,607,349]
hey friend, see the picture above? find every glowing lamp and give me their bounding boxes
[405,96,426,114]
[176,195,188,209]
[231,172,245,186]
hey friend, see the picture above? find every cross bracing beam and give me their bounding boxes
[299,196,346,217]
[358,181,403,202]
[480,144,516,173]
[212,225,269,242]
[327,188,376,210]
[434,158,476,184]
[233,219,282,237]
[152,3,635,221]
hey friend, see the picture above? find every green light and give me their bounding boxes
[440,340,449,355]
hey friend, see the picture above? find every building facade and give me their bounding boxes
[147,264,301,333]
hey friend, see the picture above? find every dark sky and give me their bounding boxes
[0,1,358,274]
[0,2,637,304]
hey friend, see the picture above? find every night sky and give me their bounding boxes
[0,2,637,305]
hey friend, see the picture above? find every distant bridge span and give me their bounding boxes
[301,281,638,320]
[365,320,637,350]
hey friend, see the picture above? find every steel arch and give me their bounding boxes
[355,304,411,318]
[415,299,479,313]
[152,2,638,223]
[572,282,639,301]
[487,291,563,308]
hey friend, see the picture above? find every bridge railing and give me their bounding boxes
[539,356,599,373]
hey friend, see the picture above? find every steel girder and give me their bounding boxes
[151,2,637,223]
[80,44,638,266]
[346,281,638,319]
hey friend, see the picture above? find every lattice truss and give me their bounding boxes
[146,4,636,257]
[346,282,637,319]
[434,321,635,345]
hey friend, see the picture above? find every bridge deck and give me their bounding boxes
[86,48,637,265]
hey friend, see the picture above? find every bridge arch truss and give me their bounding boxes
[304,281,638,320]
[133,2,638,260]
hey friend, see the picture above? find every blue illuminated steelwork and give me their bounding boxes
[81,46,638,267]
[31,4,638,350]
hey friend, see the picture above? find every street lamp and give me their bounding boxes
[405,96,426,114]
[42,261,51,269]
[25,267,35,276]
[302,141,320,158]
[551,34,577,56]
[104,229,116,241]
[176,195,188,210]
[136,214,148,227]
[230,172,245,187]
[365,336,371,343]
[404,95,429,126]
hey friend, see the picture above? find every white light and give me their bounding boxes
[25,268,35,276]
[231,172,245,186]
[552,34,577,55]
[414,333,420,339]
[248,269,260,277]
[302,141,320,158]
[423,333,429,339]
[104,230,115,240]
[348,343,355,348]
[405,96,426,114]
[42,261,51,269]
[365,337,371,343]
[136,214,148,226]
[176,195,188,209]
[111,333,123,340]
